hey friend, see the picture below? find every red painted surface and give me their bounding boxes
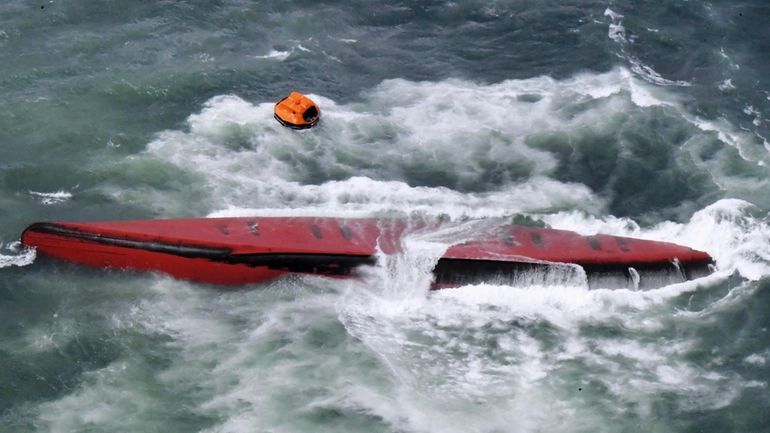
[47,217,404,255]
[443,226,711,265]
[21,217,713,285]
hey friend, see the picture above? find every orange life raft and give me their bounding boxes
[274,91,320,129]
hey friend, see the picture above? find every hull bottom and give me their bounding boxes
[21,218,715,290]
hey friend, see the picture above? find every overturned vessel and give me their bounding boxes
[21,217,713,289]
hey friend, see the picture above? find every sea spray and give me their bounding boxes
[0,241,36,269]
[542,198,770,281]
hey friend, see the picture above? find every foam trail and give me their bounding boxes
[604,8,691,87]
[254,49,290,61]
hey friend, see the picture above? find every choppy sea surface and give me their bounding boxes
[2,1,770,432]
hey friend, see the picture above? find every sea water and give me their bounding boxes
[2,1,770,432]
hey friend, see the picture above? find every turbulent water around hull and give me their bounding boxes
[8,196,770,431]
[7,71,770,433]
[334,200,770,431]
[10,207,770,432]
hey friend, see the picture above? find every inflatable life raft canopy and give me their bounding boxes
[274,91,320,129]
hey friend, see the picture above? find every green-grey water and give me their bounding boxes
[2,1,770,432]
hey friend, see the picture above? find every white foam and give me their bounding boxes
[604,9,627,44]
[255,49,290,61]
[744,105,763,127]
[205,175,600,221]
[142,68,725,217]
[718,78,735,91]
[603,8,624,21]
[719,47,741,70]
[256,39,324,61]
[322,50,342,63]
[689,116,760,162]
[744,353,767,366]
[626,70,670,106]
[145,84,609,214]
[28,190,73,205]
[629,58,692,87]
[0,241,36,268]
[334,265,755,430]
[719,47,729,59]
[608,23,626,44]
[197,53,215,63]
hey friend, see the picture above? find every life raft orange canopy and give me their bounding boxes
[274,91,320,129]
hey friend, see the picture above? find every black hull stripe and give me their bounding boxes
[28,223,233,259]
[26,223,375,275]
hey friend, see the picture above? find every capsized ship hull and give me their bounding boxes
[21,217,714,289]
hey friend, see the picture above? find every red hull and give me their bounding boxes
[21,217,713,288]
